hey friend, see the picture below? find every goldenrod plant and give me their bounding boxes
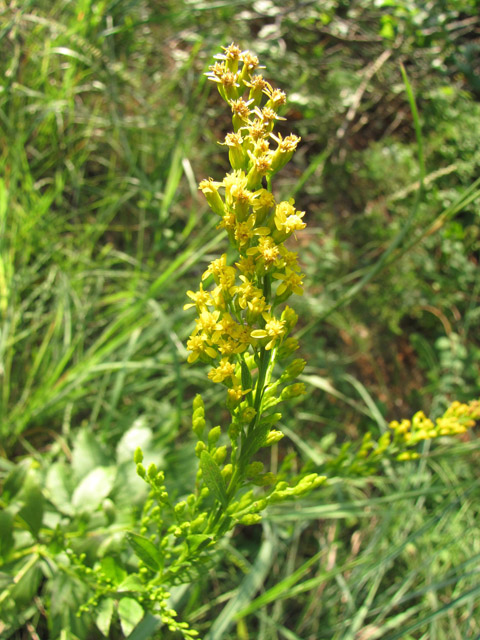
[75,42,328,638]
[77,44,478,638]
[1,38,479,640]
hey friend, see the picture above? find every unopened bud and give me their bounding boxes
[280,383,306,401]
[208,426,222,445]
[264,430,284,446]
[199,179,225,216]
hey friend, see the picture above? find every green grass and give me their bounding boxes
[1,0,479,638]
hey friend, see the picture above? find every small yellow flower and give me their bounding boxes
[273,268,305,296]
[251,314,286,350]
[194,309,222,336]
[187,335,217,363]
[208,357,237,383]
[184,283,211,311]
[236,255,256,276]
[246,236,280,267]
[202,254,236,289]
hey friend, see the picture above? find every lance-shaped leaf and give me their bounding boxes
[126,532,162,572]
[200,450,228,507]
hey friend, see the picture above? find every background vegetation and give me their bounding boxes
[1,0,479,638]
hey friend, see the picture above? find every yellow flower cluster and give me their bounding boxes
[185,44,306,401]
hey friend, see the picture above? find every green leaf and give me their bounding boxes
[118,597,144,636]
[71,428,108,480]
[99,557,127,585]
[240,359,253,390]
[118,574,147,593]
[96,597,115,637]
[116,422,153,464]
[126,532,162,571]
[0,510,14,558]
[71,466,116,513]
[125,613,161,640]
[186,533,212,553]
[10,556,42,606]
[3,460,29,502]
[45,462,74,515]
[18,484,44,537]
[200,450,228,507]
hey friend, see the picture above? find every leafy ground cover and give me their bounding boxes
[1,1,479,638]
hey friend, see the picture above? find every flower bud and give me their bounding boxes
[246,461,264,476]
[191,513,207,532]
[199,179,225,216]
[238,513,262,525]
[195,441,206,457]
[281,306,298,331]
[193,394,204,412]
[221,464,233,480]
[147,463,157,479]
[133,447,144,464]
[192,416,206,439]
[281,358,307,381]
[277,337,299,358]
[208,426,222,445]
[264,430,284,446]
[214,445,227,464]
[280,383,306,401]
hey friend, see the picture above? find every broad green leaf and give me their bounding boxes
[126,532,162,571]
[118,574,147,593]
[3,460,29,502]
[186,533,212,553]
[10,556,42,606]
[116,421,153,464]
[96,597,115,637]
[45,462,74,515]
[118,597,144,636]
[125,613,161,640]
[0,510,14,558]
[71,428,108,480]
[200,450,227,507]
[99,557,127,584]
[18,484,44,537]
[72,466,116,513]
